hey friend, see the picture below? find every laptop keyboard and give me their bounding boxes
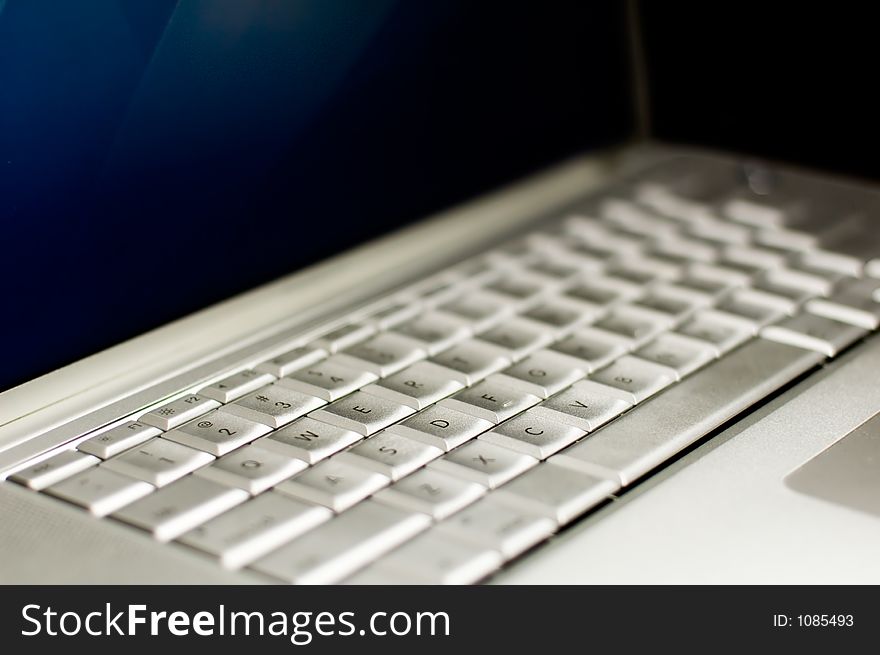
[8,158,880,584]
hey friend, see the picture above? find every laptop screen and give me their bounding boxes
[0,1,632,392]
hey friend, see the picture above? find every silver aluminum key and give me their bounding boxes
[564,278,637,309]
[11,450,100,491]
[251,500,430,584]
[224,384,325,428]
[493,461,619,525]
[199,369,276,403]
[256,417,362,464]
[139,394,221,430]
[367,529,502,584]
[311,323,376,353]
[761,313,867,357]
[194,444,307,494]
[429,439,537,489]
[484,275,548,302]
[592,306,672,347]
[439,380,541,424]
[310,391,415,436]
[715,289,791,325]
[530,380,632,432]
[633,288,704,319]
[102,437,214,487]
[275,458,389,512]
[439,291,515,331]
[392,311,471,354]
[277,358,377,401]
[589,355,677,403]
[78,421,161,459]
[45,467,153,517]
[807,277,880,329]
[364,361,464,410]
[436,498,556,558]
[549,327,628,370]
[179,491,332,569]
[113,475,248,542]
[676,309,755,354]
[634,332,718,378]
[255,346,327,378]
[386,405,494,451]
[374,467,486,519]
[477,318,554,361]
[163,410,273,456]
[520,298,594,335]
[480,411,586,459]
[335,431,443,480]
[429,339,511,386]
[489,349,588,398]
[335,332,427,377]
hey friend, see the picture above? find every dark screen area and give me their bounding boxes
[0,1,633,391]
[640,2,880,181]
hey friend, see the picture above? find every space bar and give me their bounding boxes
[552,338,824,485]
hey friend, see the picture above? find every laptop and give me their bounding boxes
[2,2,879,584]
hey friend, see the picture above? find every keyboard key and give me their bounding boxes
[493,461,619,525]
[103,437,214,487]
[484,276,548,302]
[163,410,273,456]
[530,381,632,432]
[592,306,672,347]
[194,445,307,494]
[429,440,538,488]
[255,346,327,378]
[480,411,586,459]
[139,394,221,430]
[257,417,362,464]
[553,339,823,485]
[429,339,511,385]
[364,361,464,410]
[392,311,471,354]
[761,313,867,357]
[335,431,443,480]
[311,323,376,353]
[489,350,587,398]
[715,289,791,325]
[439,380,541,424]
[564,277,639,308]
[275,459,389,512]
[199,369,276,403]
[366,529,502,584]
[676,309,754,353]
[521,298,593,334]
[310,391,415,436]
[113,476,248,542]
[807,277,880,329]
[588,356,677,403]
[374,468,485,519]
[439,291,515,331]
[45,467,153,517]
[632,287,704,319]
[78,421,161,459]
[11,450,100,491]
[251,500,430,584]
[477,318,553,360]
[719,244,789,274]
[179,492,332,569]
[436,498,556,558]
[386,405,494,451]
[335,332,427,377]
[549,328,628,370]
[634,333,718,378]
[277,358,377,401]
[224,384,325,428]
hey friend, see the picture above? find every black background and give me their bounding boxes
[641,2,880,181]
